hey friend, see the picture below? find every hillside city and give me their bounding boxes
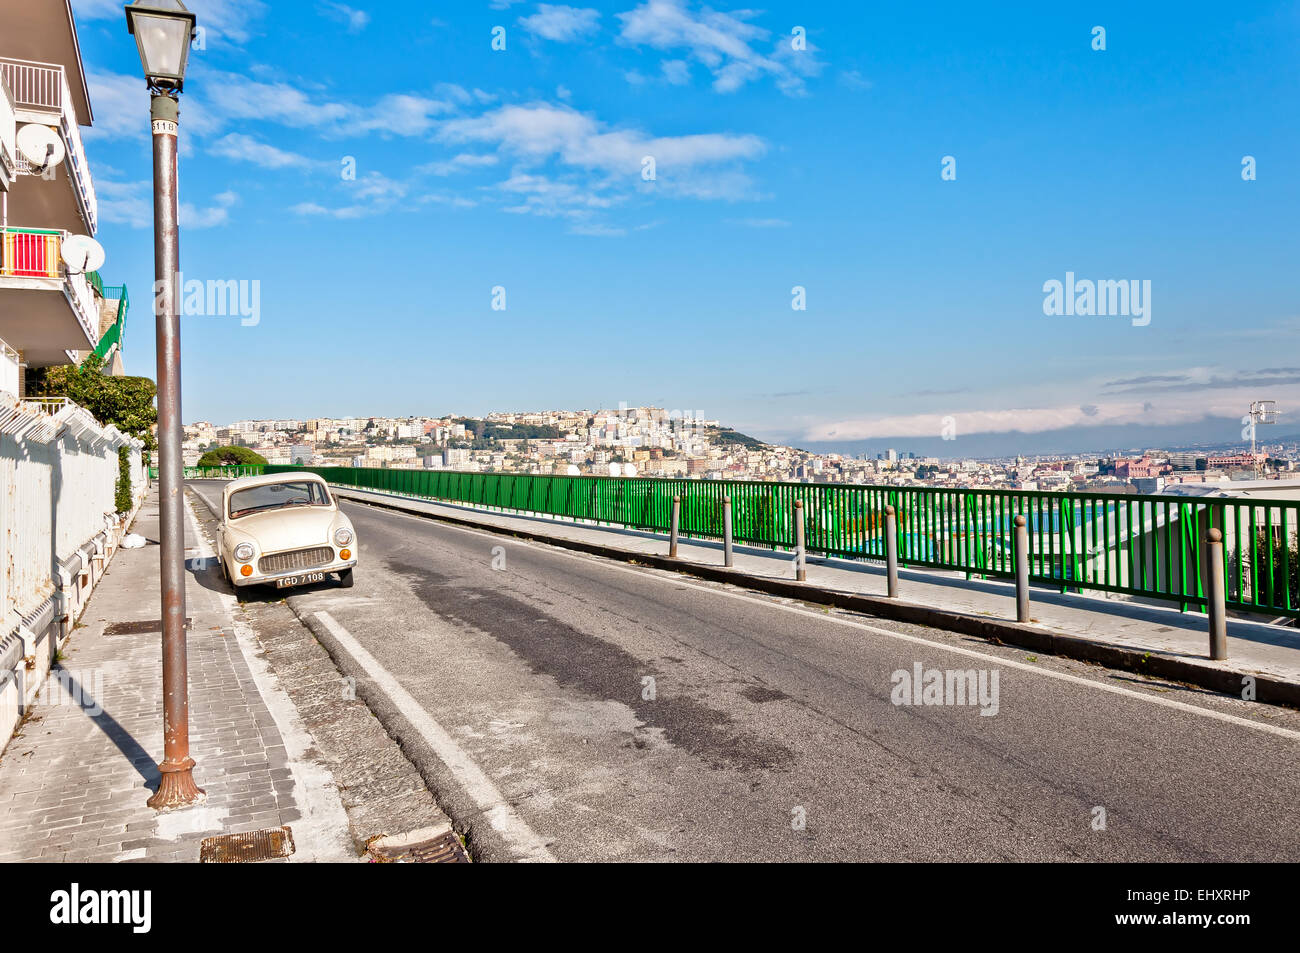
[184,406,1300,493]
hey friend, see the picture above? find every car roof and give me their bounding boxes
[223,471,329,495]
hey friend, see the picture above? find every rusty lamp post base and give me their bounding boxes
[147,756,205,811]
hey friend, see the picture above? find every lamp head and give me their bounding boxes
[125,0,197,93]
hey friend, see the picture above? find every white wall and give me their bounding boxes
[0,396,145,751]
[0,340,18,397]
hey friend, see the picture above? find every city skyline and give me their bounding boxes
[188,402,1298,462]
[67,0,1299,451]
[184,403,1298,481]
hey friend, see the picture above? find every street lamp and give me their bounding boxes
[125,0,204,811]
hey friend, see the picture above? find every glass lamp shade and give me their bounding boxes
[125,1,196,90]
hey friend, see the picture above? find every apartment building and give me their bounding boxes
[0,0,130,396]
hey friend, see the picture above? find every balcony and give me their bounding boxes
[0,226,99,366]
[0,58,97,235]
[0,71,14,192]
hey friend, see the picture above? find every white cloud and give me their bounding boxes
[661,59,691,85]
[440,102,763,174]
[85,67,458,144]
[73,0,267,44]
[98,178,235,228]
[418,153,500,176]
[838,70,872,91]
[196,71,353,131]
[82,71,152,142]
[356,94,456,137]
[350,172,406,201]
[569,223,627,237]
[617,0,823,94]
[497,171,617,218]
[291,173,409,219]
[208,133,319,169]
[181,190,238,229]
[419,193,478,209]
[320,1,370,32]
[97,179,152,229]
[727,217,790,228]
[802,385,1300,442]
[439,102,767,217]
[291,202,369,220]
[519,4,601,42]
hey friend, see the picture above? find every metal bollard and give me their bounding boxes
[884,505,899,598]
[669,495,680,558]
[722,495,734,568]
[1014,515,1030,622]
[1207,527,1228,660]
[794,500,807,581]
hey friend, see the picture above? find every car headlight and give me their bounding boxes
[334,527,354,546]
[234,543,255,563]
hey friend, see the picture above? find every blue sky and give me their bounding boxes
[70,0,1299,454]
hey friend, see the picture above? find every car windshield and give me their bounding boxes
[228,481,331,519]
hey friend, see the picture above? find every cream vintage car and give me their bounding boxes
[217,473,357,590]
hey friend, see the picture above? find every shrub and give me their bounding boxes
[115,446,133,515]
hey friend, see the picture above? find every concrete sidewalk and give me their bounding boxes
[0,489,361,863]
[333,486,1300,704]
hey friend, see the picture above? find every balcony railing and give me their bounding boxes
[0,71,15,187]
[0,58,97,234]
[92,284,129,363]
[0,226,99,347]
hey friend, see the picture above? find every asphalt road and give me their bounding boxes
[191,481,1300,863]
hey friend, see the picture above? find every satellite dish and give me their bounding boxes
[17,124,65,172]
[566,464,580,476]
[622,463,637,477]
[608,463,621,477]
[61,235,106,275]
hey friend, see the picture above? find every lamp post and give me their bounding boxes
[125,0,203,811]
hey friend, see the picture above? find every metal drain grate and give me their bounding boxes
[200,826,295,863]
[368,830,470,863]
[104,617,192,636]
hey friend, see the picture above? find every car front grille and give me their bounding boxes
[258,546,334,575]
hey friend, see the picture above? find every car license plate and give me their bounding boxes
[276,571,326,589]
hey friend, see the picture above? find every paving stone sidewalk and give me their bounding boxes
[0,489,358,863]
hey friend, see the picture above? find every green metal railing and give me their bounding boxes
[91,284,129,362]
[261,466,1300,621]
[154,465,265,480]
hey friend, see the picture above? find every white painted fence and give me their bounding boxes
[0,395,144,749]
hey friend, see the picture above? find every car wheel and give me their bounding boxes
[338,568,354,588]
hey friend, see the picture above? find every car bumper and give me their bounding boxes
[231,557,358,587]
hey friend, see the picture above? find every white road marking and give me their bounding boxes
[352,496,1300,743]
[313,609,557,862]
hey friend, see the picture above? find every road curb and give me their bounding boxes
[336,488,1300,710]
[187,484,466,859]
